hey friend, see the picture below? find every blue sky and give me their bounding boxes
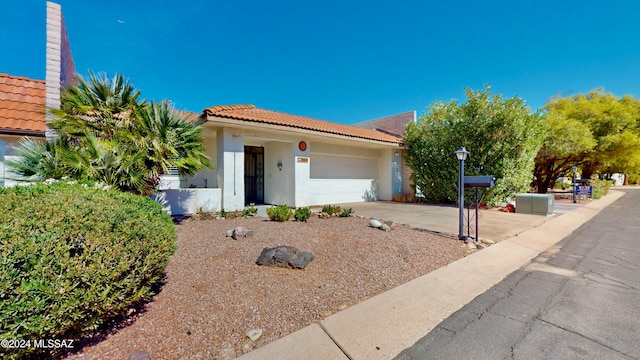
[2,1,639,124]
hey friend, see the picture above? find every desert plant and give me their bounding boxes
[266,204,293,222]
[294,207,312,222]
[590,178,613,199]
[0,181,176,359]
[243,203,258,216]
[339,207,353,217]
[321,204,341,215]
[8,72,211,195]
[219,208,228,218]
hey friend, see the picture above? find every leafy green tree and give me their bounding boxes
[9,72,211,194]
[404,86,545,206]
[534,89,640,192]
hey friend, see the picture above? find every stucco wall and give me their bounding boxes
[152,188,222,215]
[183,135,217,188]
[0,136,44,187]
[264,141,295,206]
[216,128,244,211]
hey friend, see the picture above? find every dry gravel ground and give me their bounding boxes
[66,215,469,359]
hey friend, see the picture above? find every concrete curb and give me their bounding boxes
[237,190,624,360]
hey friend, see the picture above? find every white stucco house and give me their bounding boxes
[155,105,415,214]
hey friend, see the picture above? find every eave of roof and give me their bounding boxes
[0,73,46,135]
[202,105,403,145]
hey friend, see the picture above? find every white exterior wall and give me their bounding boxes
[216,128,244,211]
[152,188,222,215]
[294,141,311,207]
[183,135,218,188]
[0,139,5,188]
[264,141,295,206]
[0,136,44,187]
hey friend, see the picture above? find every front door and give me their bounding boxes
[244,146,264,204]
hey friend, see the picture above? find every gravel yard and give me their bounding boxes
[65,215,469,359]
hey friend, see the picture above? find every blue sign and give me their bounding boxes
[575,186,593,196]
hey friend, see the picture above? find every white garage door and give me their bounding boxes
[309,154,379,204]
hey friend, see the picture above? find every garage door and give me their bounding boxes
[309,154,379,204]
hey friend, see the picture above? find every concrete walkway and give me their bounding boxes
[238,191,624,360]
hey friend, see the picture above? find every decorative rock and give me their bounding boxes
[128,351,150,360]
[384,220,397,230]
[227,227,253,240]
[480,238,495,245]
[467,242,477,250]
[256,246,315,269]
[245,328,263,341]
[241,341,254,354]
[380,223,391,232]
[318,212,331,219]
[369,219,382,228]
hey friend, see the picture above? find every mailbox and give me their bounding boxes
[464,175,495,188]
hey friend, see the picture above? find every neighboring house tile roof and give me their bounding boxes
[0,73,46,135]
[353,110,416,137]
[203,105,403,144]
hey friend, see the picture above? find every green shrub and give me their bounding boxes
[0,181,176,359]
[321,204,341,215]
[339,207,353,217]
[266,204,293,222]
[590,178,613,199]
[243,203,258,216]
[294,207,312,222]
[628,174,640,185]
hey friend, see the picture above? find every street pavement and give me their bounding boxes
[394,188,640,360]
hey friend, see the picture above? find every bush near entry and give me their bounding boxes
[294,207,312,222]
[266,204,294,221]
[0,181,176,359]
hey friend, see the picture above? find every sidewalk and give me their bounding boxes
[238,191,624,360]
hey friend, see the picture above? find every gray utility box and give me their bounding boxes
[515,194,555,216]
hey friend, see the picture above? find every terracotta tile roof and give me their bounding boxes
[0,73,46,135]
[203,105,402,144]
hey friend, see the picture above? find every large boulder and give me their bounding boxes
[256,246,315,269]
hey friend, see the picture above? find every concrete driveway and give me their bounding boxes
[336,201,560,242]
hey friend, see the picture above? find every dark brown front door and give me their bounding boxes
[244,146,264,204]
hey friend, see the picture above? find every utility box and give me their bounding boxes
[515,194,555,216]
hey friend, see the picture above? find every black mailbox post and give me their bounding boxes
[462,175,495,242]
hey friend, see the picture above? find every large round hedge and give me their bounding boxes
[0,181,176,359]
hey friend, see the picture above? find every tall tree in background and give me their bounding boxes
[534,89,640,192]
[9,72,211,194]
[404,86,545,206]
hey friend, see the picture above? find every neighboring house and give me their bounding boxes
[156,105,409,214]
[0,74,46,187]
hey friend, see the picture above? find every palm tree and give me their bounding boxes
[10,71,212,194]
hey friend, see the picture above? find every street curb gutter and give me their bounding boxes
[237,191,624,360]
